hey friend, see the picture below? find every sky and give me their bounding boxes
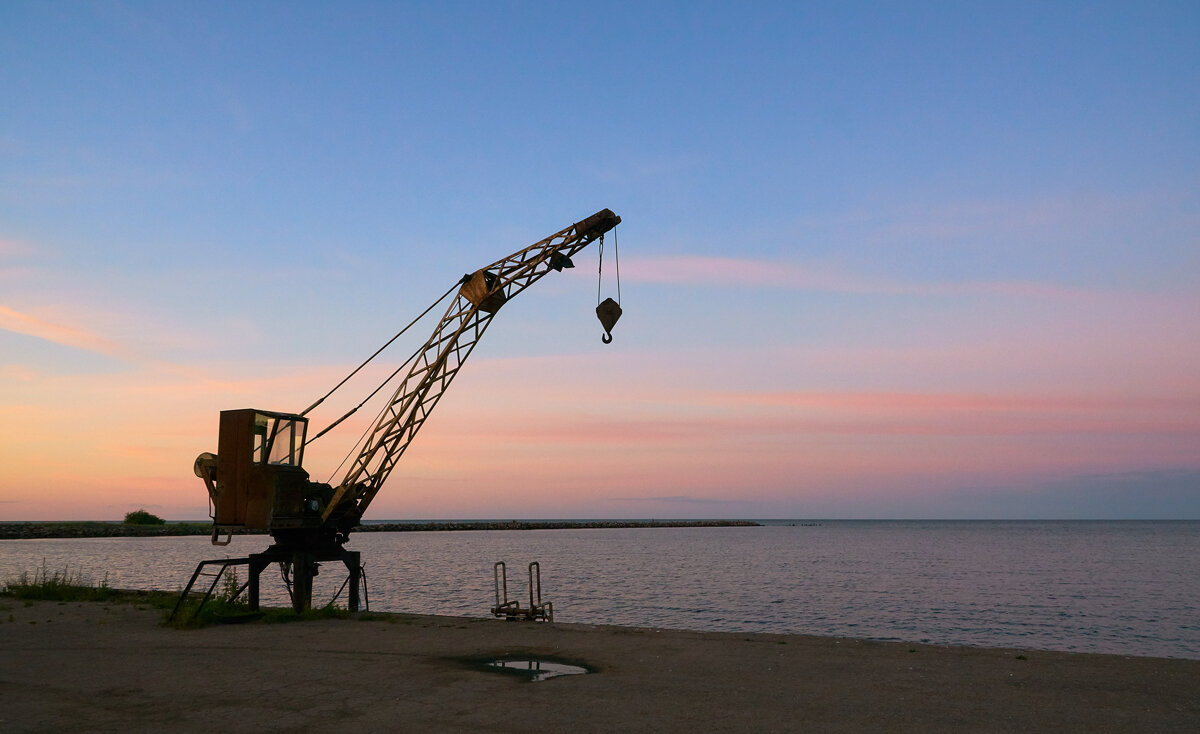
[1,1,1198,521]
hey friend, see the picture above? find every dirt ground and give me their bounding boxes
[1,599,1198,733]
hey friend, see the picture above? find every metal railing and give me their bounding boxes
[490,561,553,622]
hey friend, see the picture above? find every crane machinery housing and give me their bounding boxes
[182,209,621,614]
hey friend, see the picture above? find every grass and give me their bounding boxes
[1,562,119,602]
[166,568,372,628]
[2,562,181,612]
[168,568,254,628]
[4,561,386,629]
[169,600,369,627]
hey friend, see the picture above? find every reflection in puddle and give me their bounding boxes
[486,659,590,681]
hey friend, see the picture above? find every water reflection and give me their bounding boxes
[486,659,589,681]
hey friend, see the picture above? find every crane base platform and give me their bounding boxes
[169,544,363,622]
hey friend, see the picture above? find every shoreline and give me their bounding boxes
[2,598,1197,732]
[10,585,1200,663]
[0,519,760,540]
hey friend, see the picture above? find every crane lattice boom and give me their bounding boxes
[326,208,620,522]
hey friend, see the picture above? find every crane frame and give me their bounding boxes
[185,208,621,612]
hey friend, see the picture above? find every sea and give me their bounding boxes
[2,520,1197,660]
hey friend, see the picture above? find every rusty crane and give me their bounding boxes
[174,209,622,615]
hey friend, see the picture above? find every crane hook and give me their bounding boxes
[596,297,622,344]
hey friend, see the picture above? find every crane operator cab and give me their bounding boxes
[194,409,336,545]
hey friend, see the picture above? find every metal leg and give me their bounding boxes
[167,558,251,622]
[291,552,315,612]
[341,552,361,612]
[177,546,364,617]
[248,554,272,611]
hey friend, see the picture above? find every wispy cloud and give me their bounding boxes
[868,195,1136,243]
[621,255,856,289]
[0,304,129,359]
[804,191,1181,253]
[0,364,40,381]
[618,254,1092,300]
[0,266,38,283]
[610,495,744,505]
[0,238,37,283]
[696,390,1200,436]
[0,237,35,256]
[724,391,1198,413]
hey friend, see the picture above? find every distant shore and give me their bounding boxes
[0,519,760,540]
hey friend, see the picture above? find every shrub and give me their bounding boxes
[123,509,166,525]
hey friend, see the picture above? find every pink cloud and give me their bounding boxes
[617,254,1093,300]
[412,394,1200,448]
[0,304,128,359]
[0,237,35,256]
[698,390,1200,435]
[870,195,1125,242]
[371,384,1200,496]
[6,321,1198,520]
[620,255,857,289]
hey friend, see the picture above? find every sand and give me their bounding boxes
[1,599,1197,733]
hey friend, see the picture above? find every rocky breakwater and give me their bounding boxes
[0,522,244,540]
[354,520,762,532]
[1,519,760,540]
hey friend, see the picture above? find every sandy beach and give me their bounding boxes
[1,599,1197,733]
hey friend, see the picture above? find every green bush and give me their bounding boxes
[123,509,166,525]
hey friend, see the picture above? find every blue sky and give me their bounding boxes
[1,1,1198,520]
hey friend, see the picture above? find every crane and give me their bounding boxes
[185,209,622,613]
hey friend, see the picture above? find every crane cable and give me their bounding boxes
[596,228,622,343]
[321,380,398,484]
[301,281,459,454]
[300,282,458,419]
[305,341,418,450]
[596,229,621,304]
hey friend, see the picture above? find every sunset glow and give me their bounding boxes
[2,3,1198,519]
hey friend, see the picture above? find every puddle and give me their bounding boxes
[485,658,590,681]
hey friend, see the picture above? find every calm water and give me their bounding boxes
[2,521,1197,659]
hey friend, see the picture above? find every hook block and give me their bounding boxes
[596,297,623,340]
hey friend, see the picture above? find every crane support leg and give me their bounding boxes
[247,554,271,611]
[244,546,362,613]
[291,552,316,613]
